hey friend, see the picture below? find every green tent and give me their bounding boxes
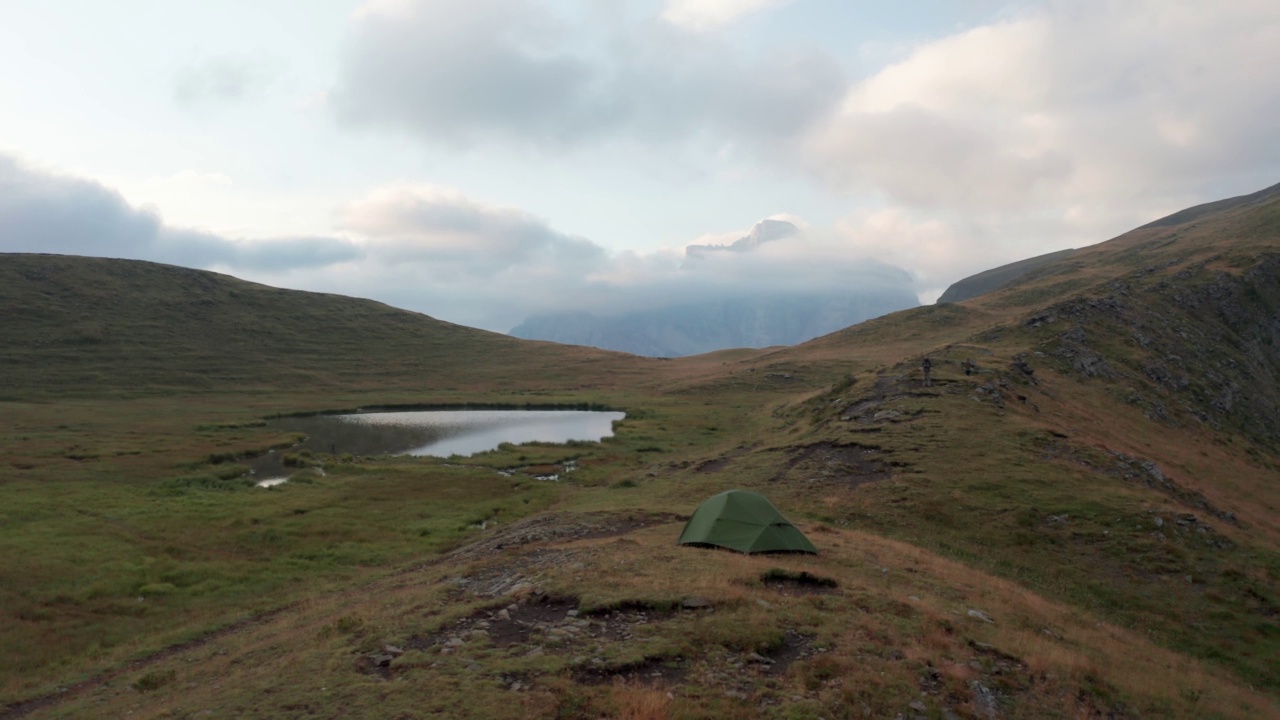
[677,489,817,554]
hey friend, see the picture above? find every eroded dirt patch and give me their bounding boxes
[762,630,816,675]
[695,457,732,474]
[574,655,688,686]
[760,569,840,596]
[445,510,683,564]
[403,596,681,661]
[773,442,893,488]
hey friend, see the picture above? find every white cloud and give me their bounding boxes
[0,154,360,271]
[105,169,331,240]
[331,0,844,150]
[329,0,1279,253]
[337,185,606,276]
[801,2,1280,215]
[660,0,792,31]
[5,156,913,334]
[253,184,917,331]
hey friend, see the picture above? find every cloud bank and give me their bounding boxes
[327,0,1280,294]
[5,1,1278,332]
[332,0,844,150]
[0,156,358,271]
[0,155,917,333]
[331,0,1279,204]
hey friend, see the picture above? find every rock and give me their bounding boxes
[383,645,404,657]
[967,609,994,623]
[746,652,774,665]
[495,609,510,621]
[910,700,927,711]
[682,596,714,610]
[971,680,999,720]
[566,609,579,617]
[755,598,773,609]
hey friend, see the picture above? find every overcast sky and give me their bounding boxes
[2,0,1277,332]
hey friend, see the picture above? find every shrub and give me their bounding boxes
[132,669,175,693]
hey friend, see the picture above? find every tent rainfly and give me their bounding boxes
[677,489,816,554]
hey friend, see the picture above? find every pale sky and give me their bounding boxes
[2,0,1278,332]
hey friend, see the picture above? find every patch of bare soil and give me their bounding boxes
[402,594,583,656]
[692,444,757,474]
[762,630,815,675]
[394,594,691,690]
[694,457,731,474]
[573,656,688,686]
[444,510,683,564]
[773,441,893,488]
[402,592,684,655]
[760,569,840,597]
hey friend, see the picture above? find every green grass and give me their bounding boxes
[2,221,1280,718]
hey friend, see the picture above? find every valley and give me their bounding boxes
[1,183,1279,718]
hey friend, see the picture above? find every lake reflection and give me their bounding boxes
[267,409,625,458]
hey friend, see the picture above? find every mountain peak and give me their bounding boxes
[686,218,798,257]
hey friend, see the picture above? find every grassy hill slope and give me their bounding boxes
[2,184,1279,719]
[0,254,655,399]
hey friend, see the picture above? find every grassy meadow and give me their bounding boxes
[2,188,1280,720]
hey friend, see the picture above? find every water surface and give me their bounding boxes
[267,409,625,459]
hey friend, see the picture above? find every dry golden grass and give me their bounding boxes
[609,682,673,720]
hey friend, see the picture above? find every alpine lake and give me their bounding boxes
[250,408,626,486]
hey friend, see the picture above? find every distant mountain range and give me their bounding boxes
[509,220,920,356]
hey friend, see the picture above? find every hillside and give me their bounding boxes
[0,254,653,399]
[936,249,1077,304]
[2,183,1279,719]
